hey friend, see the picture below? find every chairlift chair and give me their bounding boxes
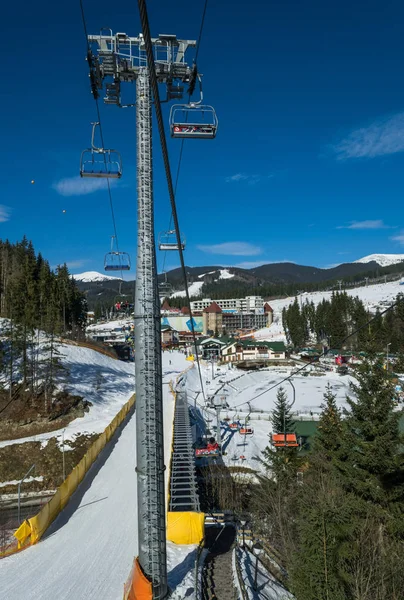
[239,426,254,436]
[158,230,186,251]
[272,433,299,448]
[104,251,131,272]
[104,236,131,272]
[158,272,172,297]
[170,104,218,139]
[80,122,122,179]
[229,422,240,430]
[169,71,218,139]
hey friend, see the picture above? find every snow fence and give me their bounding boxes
[10,393,136,554]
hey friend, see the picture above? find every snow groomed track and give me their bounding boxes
[0,352,188,600]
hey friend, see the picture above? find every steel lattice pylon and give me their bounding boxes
[135,67,167,598]
[86,30,196,599]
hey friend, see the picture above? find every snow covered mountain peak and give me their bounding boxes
[354,254,404,267]
[71,271,122,282]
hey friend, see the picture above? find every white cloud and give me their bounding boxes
[334,111,404,160]
[52,176,117,197]
[0,205,11,222]
[234,260,269,269]
[66,259,92,269]
[197,242,262,256]
[390,231,404,245]
[337,220,390,230]
[234,260,292,269]
[51,259,92,270]
[225,173,262,185]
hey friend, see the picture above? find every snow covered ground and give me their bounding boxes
[0,342,136,449]
[185,362,353,474]
[235,546,293,599]
[171,281,204,298]
[254,278,404,342]
[0,351,188,600]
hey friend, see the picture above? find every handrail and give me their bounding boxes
[234,545,249,600]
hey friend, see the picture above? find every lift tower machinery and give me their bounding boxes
[86,30,196,598]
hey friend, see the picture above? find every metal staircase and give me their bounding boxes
[169,390,200,511]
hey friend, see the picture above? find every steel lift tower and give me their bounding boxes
[86,30,196,598]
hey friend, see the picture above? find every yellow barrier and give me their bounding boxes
[166,511,204,545]
[12,393,135,551]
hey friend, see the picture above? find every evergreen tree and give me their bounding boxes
[313,383,343,458]
[271,386,294,434]
[290,385,347,600]
[263,386,299,481]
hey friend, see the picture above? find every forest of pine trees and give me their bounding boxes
[282,291,404,351]
[0,237,87,411]
[251,359,404,600]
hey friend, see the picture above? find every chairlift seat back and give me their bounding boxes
[272,433,299,447]
[80,149,122,179]
[169,104,218,140]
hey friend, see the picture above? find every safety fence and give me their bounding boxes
[60,337,119,360]
[2,393,136,558]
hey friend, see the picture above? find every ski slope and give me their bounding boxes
[0,342,136,449]
[255,278,404,341]
[0,352,188,600]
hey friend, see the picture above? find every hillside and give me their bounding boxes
[76,257,404,310]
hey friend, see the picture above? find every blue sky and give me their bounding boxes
[3,0,404,275]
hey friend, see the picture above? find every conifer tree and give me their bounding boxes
[290,384,347,600]
[271,386,294,434]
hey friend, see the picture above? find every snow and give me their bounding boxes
[354,253,404,267]
[219,269,234,280]
[71,271,122,282]
[171,281,204,298]
[185,361,353,475]
[253,278,404,342]
[86,318,133,333]
[0,351,188,600]
[0,341,136,449]
[235,546,293,599]
[0,476,43,488]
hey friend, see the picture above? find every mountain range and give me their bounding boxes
[73,254,404,310]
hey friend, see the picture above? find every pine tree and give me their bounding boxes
[334,354,404,597]
[263,386,299,481]
[271,386,294,434]
[289,384,347,600]
[313,383,343,458]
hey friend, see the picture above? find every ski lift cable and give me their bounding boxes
[138,0,208,402]
[231,298,401,407]
[160,0,209,277]
[79,0,124,280]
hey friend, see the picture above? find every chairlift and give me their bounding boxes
[80,122,122,178]
[104,236,131,272]
[272,433,299,448]
[229,422,240,430]
[195,436,220,459]
[195,447,220,458]
[239,426,254,436]
[169,75,218,139]
[158,272,172,297]
[158,230,186,251]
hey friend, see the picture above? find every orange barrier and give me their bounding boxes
[8,393,135,554]
[123,558,152,600]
